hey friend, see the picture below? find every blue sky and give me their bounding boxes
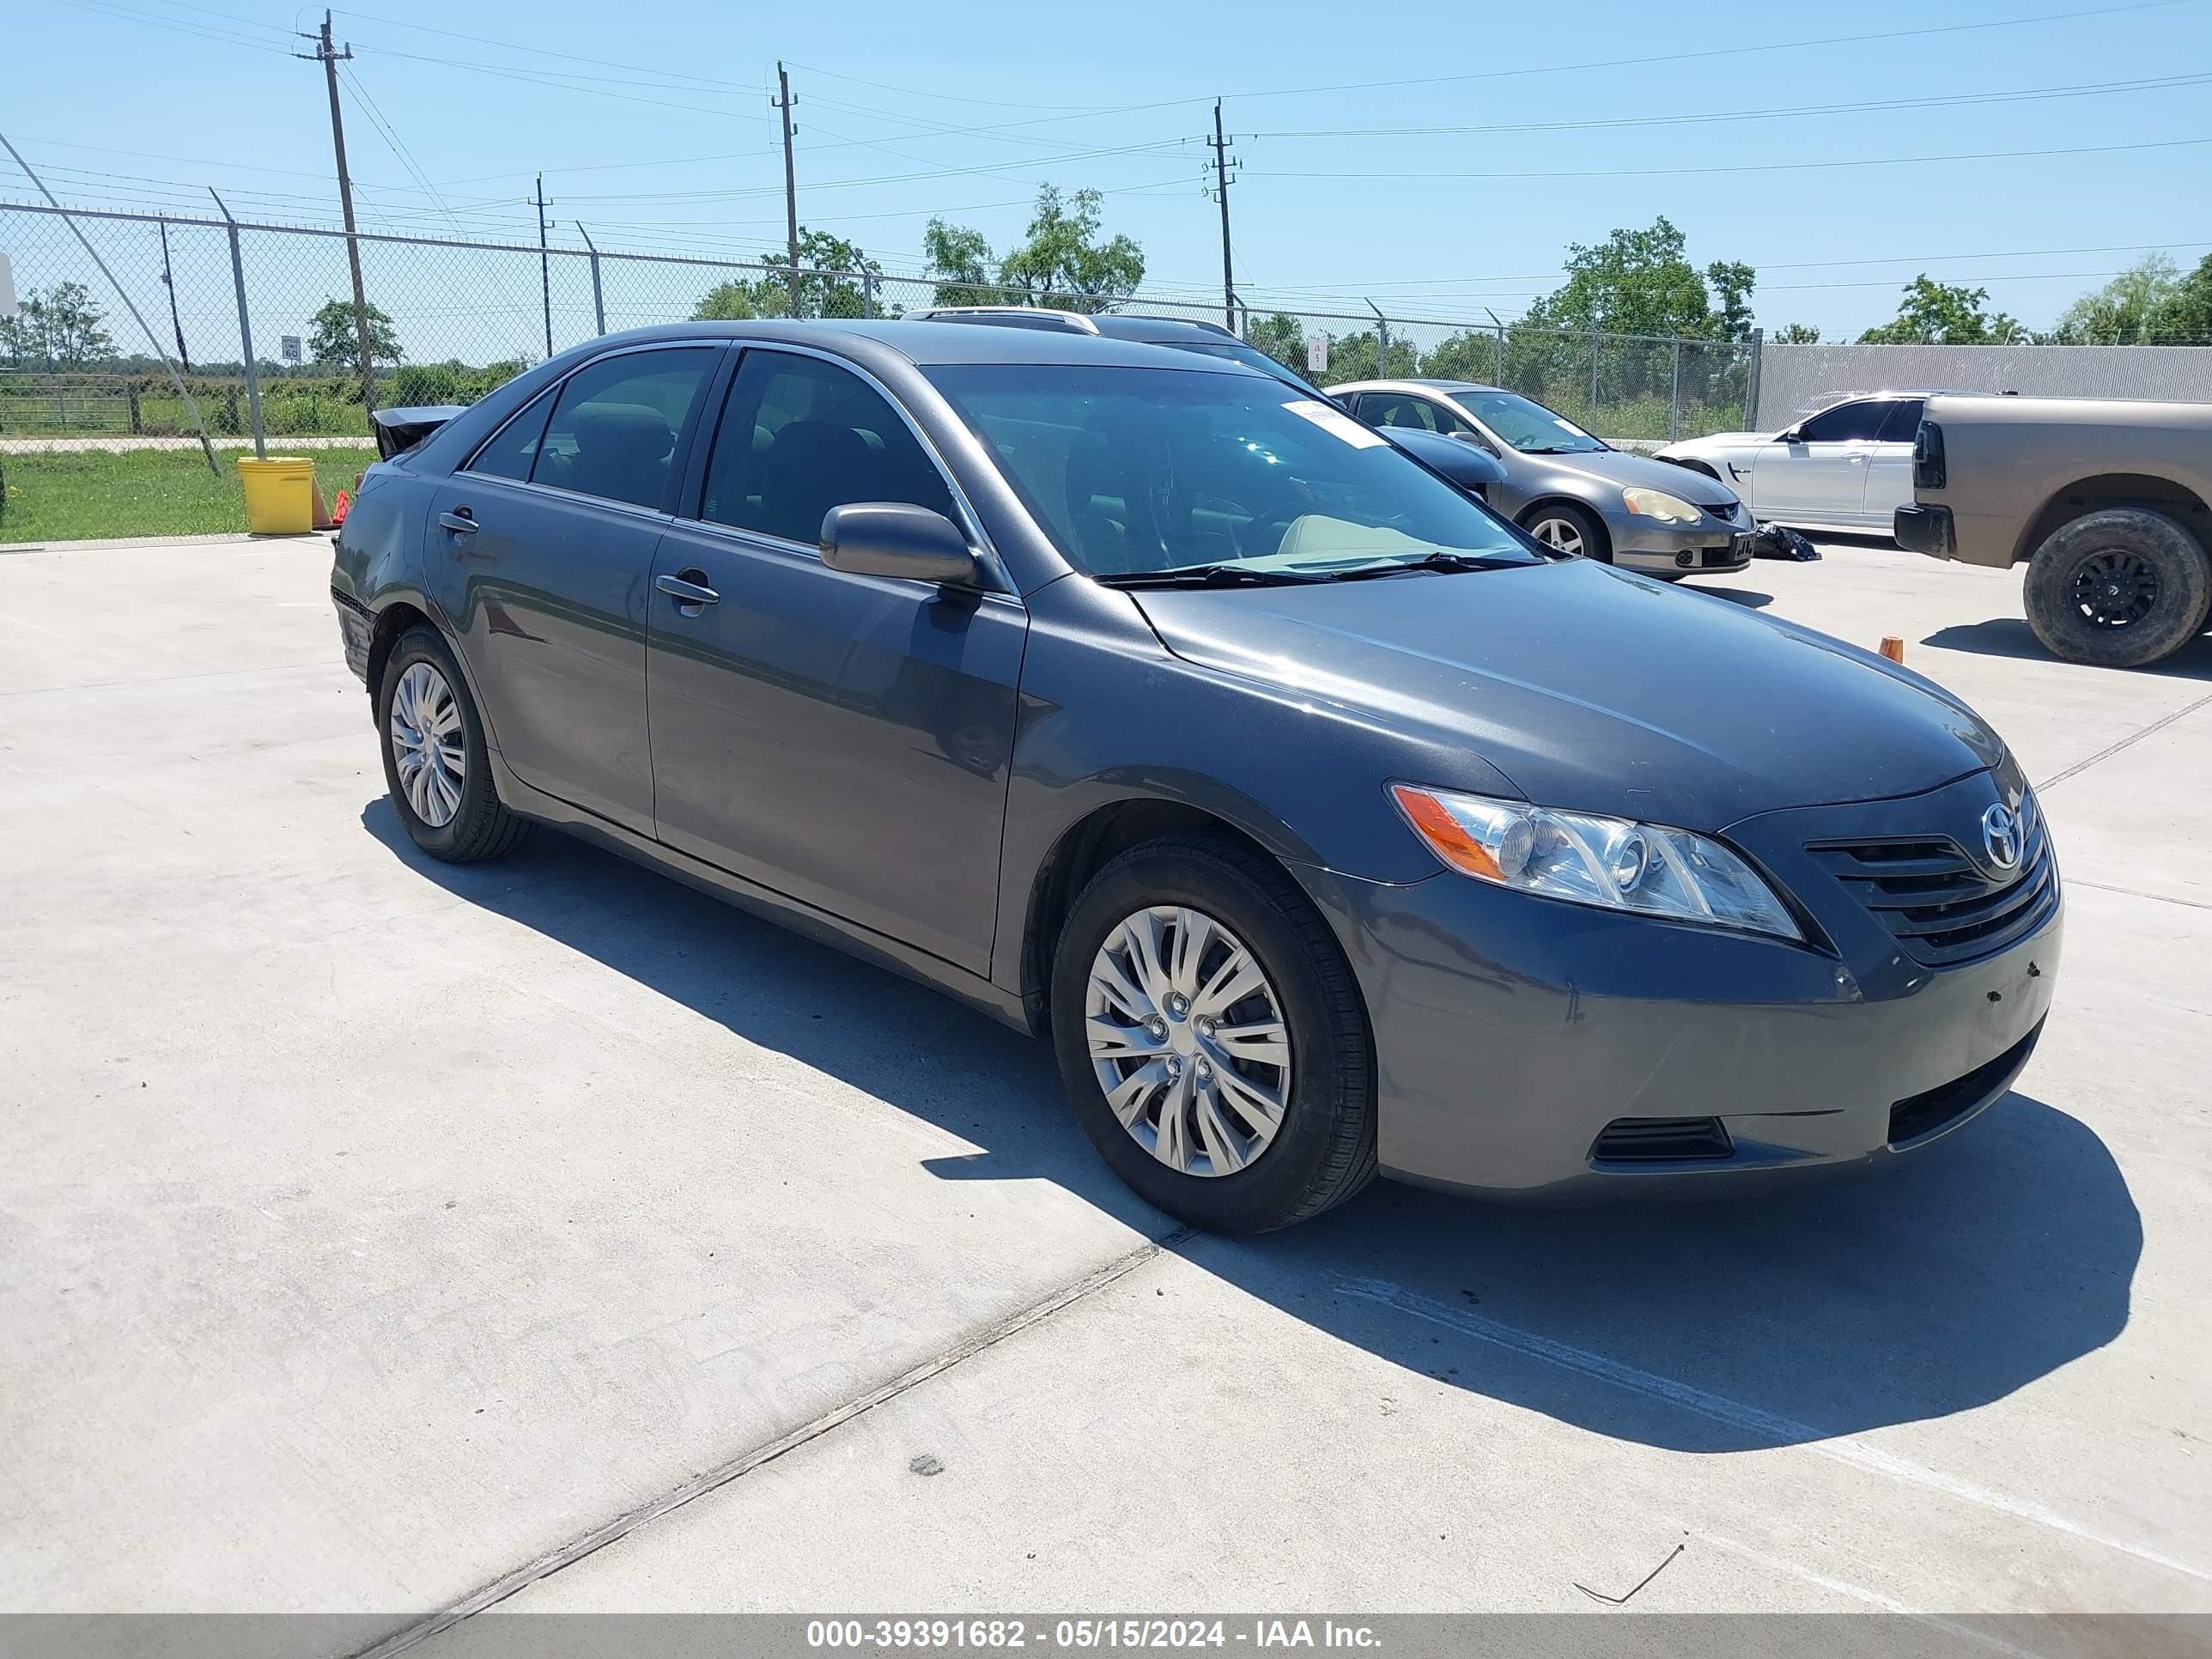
[6,0,2210,340]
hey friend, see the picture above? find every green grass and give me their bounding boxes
[0,446,380,544]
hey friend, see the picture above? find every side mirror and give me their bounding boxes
[819,502,980,586]
[1777,426,1804,445]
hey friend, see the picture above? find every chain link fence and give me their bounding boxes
[0,202,1760,460]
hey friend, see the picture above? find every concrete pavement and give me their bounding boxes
[0,535,2205,1647]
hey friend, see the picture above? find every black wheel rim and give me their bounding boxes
[2069,549,2160,629]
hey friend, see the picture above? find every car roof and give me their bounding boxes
[1328,378,1507,395]
[903,306,1241,344]
[562,319,1272,376]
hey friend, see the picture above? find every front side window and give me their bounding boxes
[927,363,1540,580]
[700,350,957,544]
[529,348,718,510]
[1795,399,1893,444]
[1449,391,1605,454]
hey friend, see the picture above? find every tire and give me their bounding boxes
[1048,834,1376,1233]
[2022,508,2212,669]
[1521,500,1610,563]
[375,624,532,863]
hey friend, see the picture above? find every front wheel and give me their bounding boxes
[1522,501,1610,563]
[1049,836,1376,1233]
[2022,508,2212,668]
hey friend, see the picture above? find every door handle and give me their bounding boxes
[439,510,478,535]
[656,570,720,611]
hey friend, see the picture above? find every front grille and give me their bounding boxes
[1808,791,2057,966]
[1888,1018,2045,1146]
[1589,1116,1734,1164]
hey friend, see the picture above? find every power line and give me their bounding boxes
[1251,133,2212,181]
[1240,70,2212,141]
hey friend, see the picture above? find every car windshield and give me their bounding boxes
[925,363,1540,583]
[1451,390,1608,454]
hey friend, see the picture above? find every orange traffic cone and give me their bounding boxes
[331,488,352,526]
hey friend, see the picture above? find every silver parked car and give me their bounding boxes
[1657,391,1946,537]
[1328,378,1754,577]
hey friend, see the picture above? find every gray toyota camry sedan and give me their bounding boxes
[330,320,2060,1233]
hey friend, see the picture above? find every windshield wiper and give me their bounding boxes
[1323,550,1534,580]
[1093,563,1331,589]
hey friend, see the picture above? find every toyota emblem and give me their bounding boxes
[1982,802,2023,872]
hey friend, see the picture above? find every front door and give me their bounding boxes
[427,343,720,833]
[646,347,1026,975]
[1753,398,1897,526]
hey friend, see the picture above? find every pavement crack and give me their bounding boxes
[2035,688,2212,793]
[347,1226,1190,1659]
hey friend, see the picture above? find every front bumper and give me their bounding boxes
[1304,771,2062,1198]
[1613,514,1754,576]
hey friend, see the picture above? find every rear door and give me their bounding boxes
[645,346,1026,975]
[426,343,720,834]
[1754,398,1896,526]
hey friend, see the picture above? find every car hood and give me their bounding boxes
[1129,559,2002,830]
[1525,446,1741,507]
[1662,430,1767,454]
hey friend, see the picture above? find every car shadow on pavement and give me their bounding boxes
[1923,618,2212,680]
[364,800,2139,1458]
[1681,586,1773,609]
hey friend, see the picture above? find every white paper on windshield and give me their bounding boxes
[1283,398,1387,448]
[1554,416,1589,434]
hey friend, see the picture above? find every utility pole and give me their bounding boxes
[157,219,190,372]
[531,174,554,358]
[774,64,801,316]
[298,12,376,415]
[1207,100,1237,333]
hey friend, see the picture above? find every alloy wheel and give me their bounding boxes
[389,660,466,828]
[1085,905,1292,1178]
[1529,515,1586,556]
[2069,549,2161,630]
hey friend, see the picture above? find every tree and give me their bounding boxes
[1243,313,1311,374]
[693,277,781,321]
[1521,217,1738,340]
[1773,323,1822,343]
[2047,253,2182,344]
[921,219,996,307]
[923,185,1146,313]
[1311,329,1417,385]
[0,282,116,369]
[697,228,884,320]
[1857,276,2024,344]
[998,186,1145,311]
[1416,329,1502,381]
[1705,261,1757,344]
[308,297,401,368]
[2148,252,2212,343]
[795,228,880,318]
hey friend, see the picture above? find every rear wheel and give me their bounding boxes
[1049,836,1376,1233]
[2022,508,2212,668]
[376,625,532,862]
[1522,501,1609,563]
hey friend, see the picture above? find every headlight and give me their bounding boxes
[1621,485,1702,524]
[1389,784,1802,940]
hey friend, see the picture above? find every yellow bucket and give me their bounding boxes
[237,456,318,535]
